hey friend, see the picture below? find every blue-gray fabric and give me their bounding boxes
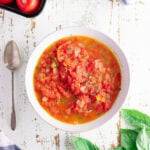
[0,145,21,150]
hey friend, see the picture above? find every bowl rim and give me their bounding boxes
[25,27,130,132]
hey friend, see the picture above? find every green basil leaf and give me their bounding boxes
[72,136,99,150]
[122,109,150,129]
[108,147,124,150]
[120,129,138,150]
[113,147,124,150]
[136,127,150,150]
[135,128,150,134]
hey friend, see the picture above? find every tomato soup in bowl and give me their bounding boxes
[25,27,129,132]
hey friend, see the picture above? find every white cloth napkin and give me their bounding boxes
[0,131,21,150]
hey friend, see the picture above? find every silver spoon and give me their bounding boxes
[3,41,21,130]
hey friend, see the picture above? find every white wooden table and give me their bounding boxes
[0,0,150,149]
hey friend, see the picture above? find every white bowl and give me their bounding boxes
[25,27,130,132]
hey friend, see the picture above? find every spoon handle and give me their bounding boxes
[11,72,16,130]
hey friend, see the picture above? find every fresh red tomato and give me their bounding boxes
[16,0,39,13]
[0,0,13,4]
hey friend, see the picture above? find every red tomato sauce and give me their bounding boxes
[33,36,121,124]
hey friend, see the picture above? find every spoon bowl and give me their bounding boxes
[4,41,21,71]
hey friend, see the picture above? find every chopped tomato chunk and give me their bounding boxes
[57,85,71,98]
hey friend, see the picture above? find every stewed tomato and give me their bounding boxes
[33,36,121,124]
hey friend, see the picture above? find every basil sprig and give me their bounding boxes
[72,109,150,150]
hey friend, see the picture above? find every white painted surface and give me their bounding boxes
[0,0,150,149]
